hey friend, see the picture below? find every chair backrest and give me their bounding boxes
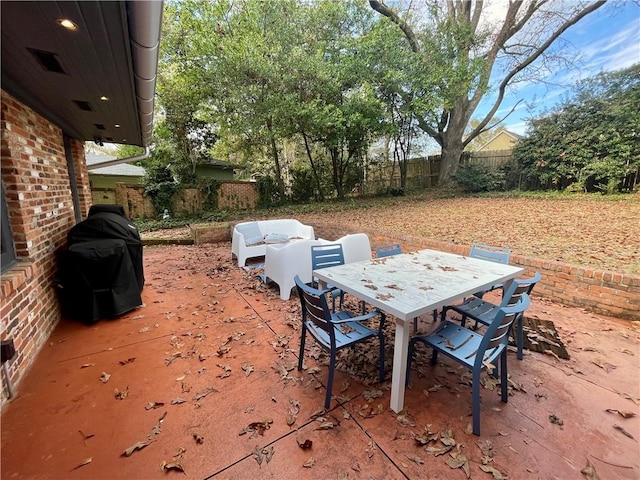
[338,233,372,264]
[295,275,334,337]
[500,272,542,309]
[469,243,511,265]
[375,243,402,258]
[311,244,345,271]
[477,293,531,367]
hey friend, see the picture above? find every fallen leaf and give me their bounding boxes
[114,386,129,400]
[480,464,508,480]
[161,447,186,473]
[171,397,187,405]
[81,363,95,369]
[71,457,92,471]
[405,454,424,465]
[549,414,564,427]
[303,457,315,468]
[122,440,153,457]
[613,424,636,440]
[192,433,204,444]
[145,401,164,410]
[446,452,470,478]
[193,386,218,401]
[297,439,313,449]
[241,364,254,377]
[239,419,273,438]
[580,459,601,480]
[605,408,636,419]
[99,372,111,383]
[119,357,136,365]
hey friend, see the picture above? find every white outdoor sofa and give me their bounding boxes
[231,219,315,267]
[263,233,372,301]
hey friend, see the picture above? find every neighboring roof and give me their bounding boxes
[198,158,237,170]
[0,1,163,147]
[476,130,523,151]
[86,154,145,177]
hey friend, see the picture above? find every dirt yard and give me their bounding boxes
[143,194,640,275]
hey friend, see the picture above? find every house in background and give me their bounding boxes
[1,1,163,405]
[476,129,522,152]
[87,154,146,205]
[195,157,236,181]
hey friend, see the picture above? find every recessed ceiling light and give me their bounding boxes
[115,124,120,128]
[100,96,109,101]
[57,19,78,31]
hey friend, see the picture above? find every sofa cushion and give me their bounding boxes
[236,222,264,246]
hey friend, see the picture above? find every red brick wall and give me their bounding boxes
[115,182,259,218]
[218,182,258,210]
[311,221,640,320]
[1,90,88,404]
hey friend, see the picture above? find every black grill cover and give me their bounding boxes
[58,205,144,324]
[58,239,142,323]
[67,207,144,291]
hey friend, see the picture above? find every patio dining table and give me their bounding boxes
[313,248,525,413]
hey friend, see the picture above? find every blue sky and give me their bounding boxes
[486,1,640,136]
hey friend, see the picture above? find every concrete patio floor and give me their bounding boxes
[2,243,639,480]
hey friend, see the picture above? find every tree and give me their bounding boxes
[369,0,607,185]
[514,64,640,192]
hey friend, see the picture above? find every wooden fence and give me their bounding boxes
[363,149,514,193]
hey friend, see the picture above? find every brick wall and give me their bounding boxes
[116,181,259,218]
[115,183,155,219]
[217,182,258,210]
[311,220,640,320]
[1,90,88,405]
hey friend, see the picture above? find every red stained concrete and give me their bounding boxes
[2,243,639,480]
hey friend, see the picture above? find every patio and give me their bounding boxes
[2,242,639,479]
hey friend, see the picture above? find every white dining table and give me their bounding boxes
[313,248,525,413]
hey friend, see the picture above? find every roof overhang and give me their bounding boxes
[1,1,163,147]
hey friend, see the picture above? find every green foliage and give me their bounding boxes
[143,161,180,215]
[200,178,222,211]
[256,176,281,208]
[453,163,505,193]
[514,64,640,193]
[290,166,316,203]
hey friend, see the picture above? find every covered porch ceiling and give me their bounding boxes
[1,1,163,147]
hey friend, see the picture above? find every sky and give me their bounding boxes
[481,1,640,136]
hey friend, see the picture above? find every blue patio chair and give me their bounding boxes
[407,293,531,435]
[295,276,386,409]
[375,243,402,258]
[469,243,512,298]
[311,243,346,311]
[442,272,541,361]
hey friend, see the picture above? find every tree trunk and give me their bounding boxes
[302,133,324,201]
[438,136,464,186]
[266,118,285,198]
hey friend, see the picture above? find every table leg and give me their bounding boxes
[390,317,410,413]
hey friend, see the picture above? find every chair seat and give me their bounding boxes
[306,311,378,351]
[450,297,501,325]
[418,320,501,369]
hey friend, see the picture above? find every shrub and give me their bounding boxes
[454,163,505,193]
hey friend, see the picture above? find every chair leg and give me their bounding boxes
[298,326,307,371]
[472,369,481,436]
[516,314,524,360]
[325,350,336,409]
[500,351,508,403]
